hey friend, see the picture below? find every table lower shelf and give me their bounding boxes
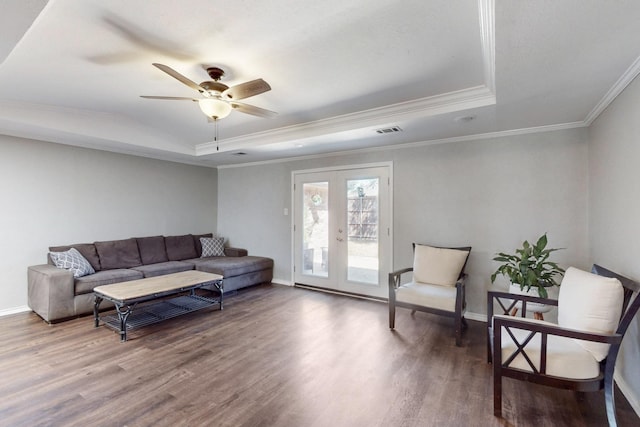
[101,294,221,332]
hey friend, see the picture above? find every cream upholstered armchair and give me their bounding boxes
[389,244,471,346]
[488,265,640,426]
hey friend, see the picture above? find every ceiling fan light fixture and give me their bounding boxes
[198,98,232,119]
[145,63,275,121]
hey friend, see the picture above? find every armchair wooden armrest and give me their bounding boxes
[388,267,414,304]
[487,290,558,318]
[493,314,623,347]
[487,290,559,362]
[455,274,469,337]
[388,267,413,288]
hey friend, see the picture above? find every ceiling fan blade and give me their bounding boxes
[222,79,271,100]
[140,96,198,101]
[152,63,203,93]
[231,102,277,118]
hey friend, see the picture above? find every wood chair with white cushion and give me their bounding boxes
[389,244,472,346]
[488,265,640,426]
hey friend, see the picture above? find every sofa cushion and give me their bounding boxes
[74,269,144,296]
[413,244,469,287]
[49,248,96,278]
[131,261,194,278]
[558,267,623,362]
[95,238,142,270]
[193,233,213,257]
[49,243,101,271]
[396,281,457,312]
[497,315,600,379]
[136,236,168,265]
[189,256,273,278]
[165,234,198,261]
[201,237,225,257]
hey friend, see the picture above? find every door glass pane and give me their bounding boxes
[302,182,329,277]
[346,178,379,284]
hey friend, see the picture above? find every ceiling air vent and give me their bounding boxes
[375,126,402,134]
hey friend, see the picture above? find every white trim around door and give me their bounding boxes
[291,162,393,299]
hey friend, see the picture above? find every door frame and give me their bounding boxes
[290,162,393,295]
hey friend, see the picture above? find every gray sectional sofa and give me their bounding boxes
[27,233,273,323]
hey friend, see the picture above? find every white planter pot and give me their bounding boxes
[509,282,552,314]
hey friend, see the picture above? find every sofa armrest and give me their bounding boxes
[224,247,248,257]
[27,264,76,323]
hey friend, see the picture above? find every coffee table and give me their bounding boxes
[93,270,223,342]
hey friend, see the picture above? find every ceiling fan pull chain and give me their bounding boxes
[214,118,219,151]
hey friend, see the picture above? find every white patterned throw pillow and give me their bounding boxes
[200,237,225,257]
[49,248,96,278]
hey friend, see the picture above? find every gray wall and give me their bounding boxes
[218,128,590,316]
[0,135,217,312]
[589,74,640,413]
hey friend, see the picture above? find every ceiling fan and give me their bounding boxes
[141,63,277,120]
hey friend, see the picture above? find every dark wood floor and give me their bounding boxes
[0,284,637,427]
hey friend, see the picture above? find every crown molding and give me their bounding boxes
[583,54,640,125]
[478,0,496,93]
[197,85,496,155]
[217,120,587,169]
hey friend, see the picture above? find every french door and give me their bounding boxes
[293,165,391,298]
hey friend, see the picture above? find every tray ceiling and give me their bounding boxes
[0,0,639,167]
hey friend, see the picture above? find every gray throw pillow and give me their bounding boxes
[200,237,225,257]
[50,248,96,278]
[193,233,213,256]
[48,243,101,271]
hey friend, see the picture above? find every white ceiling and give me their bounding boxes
[1,0,639,167]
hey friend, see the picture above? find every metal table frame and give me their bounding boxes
[94,279,222,342]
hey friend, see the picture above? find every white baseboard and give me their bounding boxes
[0,305,30,317]
[274,284,492,322]
[615,371,640,417]
[465,311,487,322]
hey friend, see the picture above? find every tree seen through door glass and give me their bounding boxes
[346,178,379,284]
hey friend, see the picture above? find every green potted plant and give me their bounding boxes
[491,233,565,299]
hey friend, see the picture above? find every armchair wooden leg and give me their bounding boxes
[389,303,395,330]
[487,326,493,363]
[604,371,618,427]
[455,316,462,347]
[493,362,502,417]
